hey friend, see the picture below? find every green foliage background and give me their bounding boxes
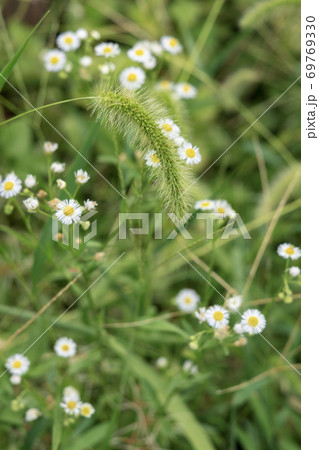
[0,0,300,449]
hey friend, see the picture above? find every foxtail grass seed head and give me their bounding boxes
[91,81,195,215]
[277,243,301,260]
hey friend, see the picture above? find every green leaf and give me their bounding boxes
[107,334,216,450]
[240,0,300,29]
[0,10,50,92]
[52,401,63,450]
[62,423,110,450]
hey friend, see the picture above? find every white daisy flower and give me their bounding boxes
[194,307,207,324]
[94,42,120,58]
[23,197,39,213]
[99,63,116,74]
[51,162,65,174]
[182,360,198,374]
[226,295,242,312]
[174,136,187,147]
[157,118,180,140]
[155,80,173,91]
[91,30,101,40]
[56,200,82,225]
[160,36,182,54]
[76,28,88,40]
[277,243,301,260]
[79,56,92,67]
[0,172,22,199]
[54,337,77,358]
[56,31,81,52]
[289,266,300,277]
[60,399,81,416]
[194,199,214,211]
[144,150,160,167]
[120,67,146,90]
[241,309,266,335]
[43,50,66,72]
[24,174,37,189]
[149,41,163,56]
[156,357,168,369]
[5,354,30,375]
[178,142,201,165]
[63,386,80,402]
[75,169,90,184]
[57,179,66,189]
[176,288,200,312]
[10,374,22,385]
[82,200,97,212]
[127,44,152,63]
[233,323,245,335]
[212,200,233,218]
[25,408,41,422]
[206,305,229,329]
[80,403,95,418]
[143,55,157,70]
[175,82,197,99]
[44,141,58,154]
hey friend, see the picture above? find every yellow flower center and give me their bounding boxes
[64,37,73,44]
[285,247,294,255]
[161,81,170,88]
[217,207,225,214]
[50,56,59,65]
[4,181,14,191]
[201,201,210,207]
[184,297,192,304]
[67,401,76,410]
[186,148,195,158]
[169,38,178,47]
[248,316,259,327]
[162,123,173,132]
[63,206,74,216]
[13,360,22,369]
[81,406,90,416]
[213,311,224,321]
[62,344,70,351]
[135,49,144,56]
[183,85,190,92]
[150,154,160,164]
[103,46,112,53]
[127,73,137,81]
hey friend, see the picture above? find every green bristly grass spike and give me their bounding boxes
[91,81,194,217]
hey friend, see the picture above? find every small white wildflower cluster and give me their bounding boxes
[155,79,197,99]
[194,300,266,337]
[25,408,42,423]
[277,243,301,303]
[194,199,236,218]
[156,356,168,369]
[144,118,202,168]
[183,360,198,375]
[60,386,95,418]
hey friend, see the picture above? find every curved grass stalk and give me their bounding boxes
[92,82,194,216]
[0,97,94,126]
